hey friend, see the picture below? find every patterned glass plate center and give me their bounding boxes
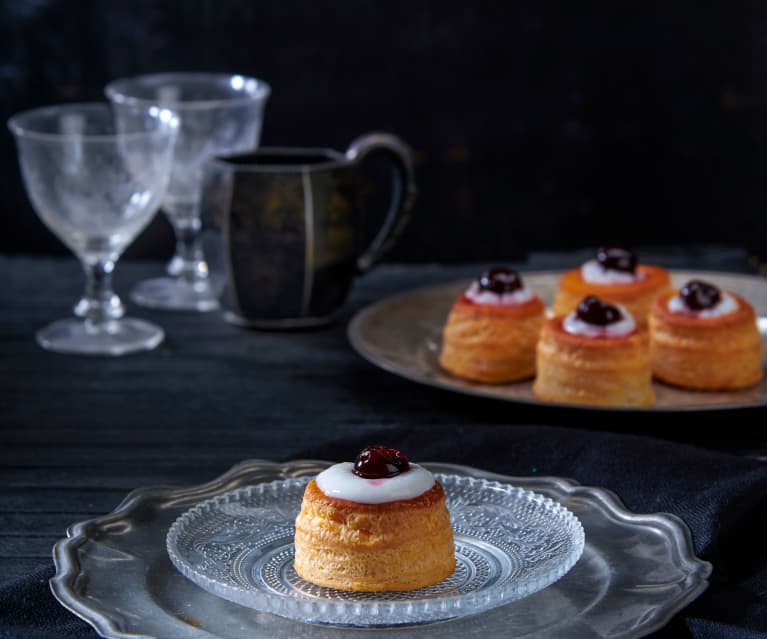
[166,474,585,626]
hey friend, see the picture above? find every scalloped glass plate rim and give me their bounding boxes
[165,473,586,626]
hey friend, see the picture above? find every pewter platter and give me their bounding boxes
[51,459,711,639]
[348,270,767,411]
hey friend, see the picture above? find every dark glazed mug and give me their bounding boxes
[201,133,416,327]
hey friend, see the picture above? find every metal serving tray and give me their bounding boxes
[348,270,767,411]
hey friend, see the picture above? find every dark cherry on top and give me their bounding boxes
[596,245,637,274]
[576,295,623,326]
[479,267,523,294]
[353,445,410,479]
[680,280,721,310]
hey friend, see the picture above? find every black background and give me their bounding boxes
[1,0,766,262]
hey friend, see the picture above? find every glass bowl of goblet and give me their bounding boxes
[8,102,179,355]
[105,72,271,312]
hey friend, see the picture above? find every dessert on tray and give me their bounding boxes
[533,295,655,406]
[293,445,455,592]
[439,267,545,383]
[650,280,763,390]
[552,246,671,330]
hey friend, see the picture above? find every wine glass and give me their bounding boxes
[8,102,179,355]
[105,72,271,312]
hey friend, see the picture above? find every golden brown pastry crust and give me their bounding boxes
[532,317,655,406]
[439,294,546,383]
[649,291,763,390]
[551,265,672,330]
[294,480,455,592]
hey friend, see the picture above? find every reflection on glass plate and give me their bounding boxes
[166,475,585,626]
[348,270,767,411]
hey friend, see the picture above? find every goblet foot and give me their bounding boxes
[36,317,164,356]
[131,277,220,312]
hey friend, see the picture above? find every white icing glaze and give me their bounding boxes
[315,462,435,504]
[580,259,647,285]
[667,292,738,318]
[562,304,637,337]
[464,281,535,306]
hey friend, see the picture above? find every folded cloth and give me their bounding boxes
[0,563,94,639]
[296,424,767,639]
[1,425,764,638]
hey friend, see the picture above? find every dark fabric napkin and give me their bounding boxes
[1,424,765,639]
[297,424,767,639]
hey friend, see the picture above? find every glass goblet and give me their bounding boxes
[105,72,271,312]
[8,102,178,355]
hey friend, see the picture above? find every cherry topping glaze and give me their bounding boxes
[479,267,523,294]
[353,445,410,479]
[596,245,637,274]
[680,280,721,311]
[575,296,623,326]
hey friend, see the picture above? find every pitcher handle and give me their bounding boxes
[345,132,417,273]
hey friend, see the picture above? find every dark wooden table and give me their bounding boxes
[2,248,766,637]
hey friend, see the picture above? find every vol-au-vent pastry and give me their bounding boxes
[552,246,671,330]
[439,267,545,383]
[650,280,763,390]
[533,295,655,406]
[294,445,455,592]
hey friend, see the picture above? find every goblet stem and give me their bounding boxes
[75,260,124,319]
[169,203,210,284]
[81,258,121,331]
[130,200,219,312]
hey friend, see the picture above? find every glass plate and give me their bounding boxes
[166,474,585,627]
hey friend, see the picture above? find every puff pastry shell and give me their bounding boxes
[533,317,654,406]
[439,294,545,383]
[649,291,763,390]
[294,480,455,592]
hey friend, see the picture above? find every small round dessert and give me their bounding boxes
[552,246,671,330]
[293,445,456,592]
[439,267,546,383]
[533,295,655,406]
[649,280,764,390]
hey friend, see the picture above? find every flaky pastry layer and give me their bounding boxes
[649,291,763,390]
[294,480,455,591]
[533,317,654,406]
[439,295,545,383]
